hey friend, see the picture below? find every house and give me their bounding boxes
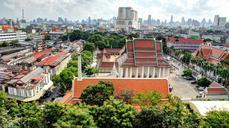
[117,38,171,78]
[193,45,229,65]
[166,37,205,51]
[36,51,71,76]
[61,78,169,104]
[1,67,52,101]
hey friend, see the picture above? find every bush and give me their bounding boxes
[197,77,211,88]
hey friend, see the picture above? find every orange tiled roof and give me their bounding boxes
[73,78,169,99]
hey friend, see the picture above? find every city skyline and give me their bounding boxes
[0,0,228,22]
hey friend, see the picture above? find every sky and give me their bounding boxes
[0,0,228,22]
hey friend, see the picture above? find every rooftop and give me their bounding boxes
[167,37,205,44]
[73,78,169,99]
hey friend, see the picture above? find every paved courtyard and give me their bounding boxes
[167,58,199,99]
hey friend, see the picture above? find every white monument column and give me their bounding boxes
[135,67,138,78]
[158,68,161,78]
[125,68,129,78]
[153,67,155,78]
[130,67,133,78]
[147,66,150,78]
[141,66,144,78]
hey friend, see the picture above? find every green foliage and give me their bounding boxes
[181,52,192,64]
[134,107,164,128]
[42,102,66,127]
[17,102,43,128]
[183,68,193,77]
[80,81,114,106]
[84,67,98,76]
[203,110,229,128]
[84,43,95,52]
[197,77,211,88]
[91,99,136,128]
[0,40,18,47]
[54,105,96,128]
[44,35,51,40]
[132,91,161,107]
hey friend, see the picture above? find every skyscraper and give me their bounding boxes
[214,15,219,26]
[181,17,185,25]
[170,15,173,23]
[218,17,226,27]
[116,7,138,32]
[148,14,152,25]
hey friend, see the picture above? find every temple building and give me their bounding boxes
[117,38,171,78]
[96,48,125,73]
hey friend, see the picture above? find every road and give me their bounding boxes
[167,57,199,99]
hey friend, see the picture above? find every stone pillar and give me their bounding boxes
[162,68,165,78]
[141,66,144,78]
[136,67,138,78]
[125,68,129,78]
[119,68,123,78]
[147,67,150,78]
[130,67,133,78]
[153,67,156,78]
[158,68,161,78]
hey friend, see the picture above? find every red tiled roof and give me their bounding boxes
[73,78,169,99]
[36,51,67,67]
[32,76,43,81]
[224,43,229,47]
[123,39,170,67]
[207,82,228,95]
[33,49,52,59]
[167,37,205,44]
[193,45,228,64]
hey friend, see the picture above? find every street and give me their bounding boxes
[168,57,199,99]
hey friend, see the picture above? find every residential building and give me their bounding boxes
[116,7,138,32]
[0,67,52,101]
[166,37,205,51]
[0,31,27,43]
[117,38,171,78]
[36,51,71,76]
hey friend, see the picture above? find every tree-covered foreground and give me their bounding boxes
[1,81,228,128]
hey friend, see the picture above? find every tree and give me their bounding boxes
[132,91,161,107]
[91,99,136,128]
[80,81,114,106]
[84,43,95,52]
[84,67,98,76]
[134,107,164,128]
[54,105,96,128]
[183,68,193,77]
[197,77,211,88]
[44,35,51,40]
[42,102,66,128]
[161,95,201,128]
[16,102,43,128]
[203,110,229,128]
[181,52,192,65]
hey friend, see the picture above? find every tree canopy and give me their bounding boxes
[80,81,114,106]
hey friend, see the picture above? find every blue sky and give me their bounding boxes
[0,0,228,21]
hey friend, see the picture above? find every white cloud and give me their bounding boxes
[0,0,228,21]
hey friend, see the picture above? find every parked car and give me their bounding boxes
[184,76,194,80]
[191,81,197,84]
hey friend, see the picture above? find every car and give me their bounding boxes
[191,81,197,84]
[184,76,194,80]
[197,87,205,91]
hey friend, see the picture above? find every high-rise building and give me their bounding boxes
[115,7,138,32]
[218,17,226,27]
[148,15,151,25]
[181,17,185,25]
[170,15,173,23]
[214,15,220,26]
